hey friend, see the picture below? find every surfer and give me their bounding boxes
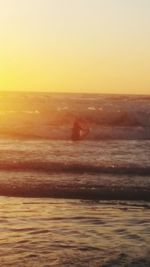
[71,117,89,141]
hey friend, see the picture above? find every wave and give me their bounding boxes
[0,161,149,200]
[0,161,150,176]
[1,126,150,140]
[0,92,150,140]
[0,181,149,201]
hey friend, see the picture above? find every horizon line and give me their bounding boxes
[0,90,150,97]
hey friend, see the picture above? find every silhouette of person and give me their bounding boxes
[71,118,89,141]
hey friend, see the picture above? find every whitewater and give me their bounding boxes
[0,93,150,266]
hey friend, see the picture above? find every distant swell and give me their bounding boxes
[0,161,150,176]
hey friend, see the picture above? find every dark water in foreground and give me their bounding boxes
[0,198,150,267]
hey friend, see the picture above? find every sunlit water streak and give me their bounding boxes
[0,197,150,267]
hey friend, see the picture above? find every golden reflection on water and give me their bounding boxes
[0,197,150,266]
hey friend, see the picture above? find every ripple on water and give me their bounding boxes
[0,197,150,266]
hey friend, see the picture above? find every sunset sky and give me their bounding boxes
[0,0,150,94]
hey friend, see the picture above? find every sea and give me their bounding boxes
[0,92,150,267]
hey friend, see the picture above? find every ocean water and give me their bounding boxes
[0,93,150,266]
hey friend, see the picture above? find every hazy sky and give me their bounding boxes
[0,0,150,94]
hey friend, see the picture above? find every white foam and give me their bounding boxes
[88,106,96,110]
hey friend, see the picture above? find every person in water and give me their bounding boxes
[71,118,89,141]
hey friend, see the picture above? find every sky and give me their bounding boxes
[0,0,150,94]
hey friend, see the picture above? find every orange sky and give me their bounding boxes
[0,0,150,94]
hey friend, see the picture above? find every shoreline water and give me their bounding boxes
[0,197,150,267]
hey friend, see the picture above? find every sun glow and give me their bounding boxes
[0,0,150,94]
